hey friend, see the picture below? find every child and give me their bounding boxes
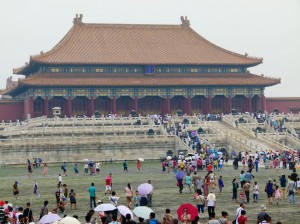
[218,176,224,196]
[274,185,281,204]
[133,190,141,207]
[253,181,259,203]
[239,190,246,204]
[69,189,77,209]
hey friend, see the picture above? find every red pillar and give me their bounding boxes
[24,97,34,119]
[187,96,192,115]
[261,95,266,113]
[134,96,138,112]
[208,96,212,114]
[44,97,49,117]
[228,96,232,114]
[88,97,94,117]
[66,97,72,117]
[166,96,171,114]
[112,96,117,114]
[248,96,252,113]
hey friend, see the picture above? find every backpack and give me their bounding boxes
[61,165,64,169]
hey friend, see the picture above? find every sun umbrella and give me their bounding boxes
[176,171,185,180]
[39,212,61,224]
[59,216,81,224]
[133,206,154,220]
[217,152,222,155]
[94,203,116,212]
[185,157,192,161]
[138,158,144,161]
[37,158,43,163]
[166,156,172,160]
[177,204,198,221]
[83,159,89,162]
[137,183,153,195]
[117,205,133,217]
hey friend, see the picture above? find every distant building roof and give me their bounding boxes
[14,15,262,75]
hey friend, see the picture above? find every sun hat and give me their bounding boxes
[261,205,267,211]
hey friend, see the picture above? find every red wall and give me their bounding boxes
[266,97,300,114]
[0,101,24,121]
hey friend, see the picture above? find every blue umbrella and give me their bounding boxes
[176,171,185,180]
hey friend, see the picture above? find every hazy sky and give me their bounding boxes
[1,0,299,97]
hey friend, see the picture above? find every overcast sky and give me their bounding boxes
[0,0,299,97]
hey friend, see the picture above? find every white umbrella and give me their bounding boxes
[217,152,222,155]
[166,156,172,160]
[185,157,192,161]
[59,216,80,224]
[83,159,89,162]
[138,158,144,161]
[117,205,133,217]
[94,203,116,212]
[39,212,61,224]
[133,206,154,220]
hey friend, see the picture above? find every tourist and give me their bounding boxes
[61,162,67,176]
[265,179,274,205]
[109,191,120,217]
[207,193,216,219]
[27,163,32,179]
[74,163,79,176]
[58,174,62,184]
[105,173,113,195]
[274,185,281,205]
[125,183,133,208]
[163,208,173,224]
[123,160,128,173]
[237,210,247,224]
[62,184,68,206]
[218,176,224,196]
[235,203,245,221]
[240,171,245,188]
[39,200,49,220]
[180,208,191,224]
[96,161,101,174]
[23,202,34,223]
[232,178,239,203]
[218,211,229,224]
[136,160,142,172]
[69,189,77,209]
[290,168,298,182]
[253,181,259,203]
[239,189,246,204]
[203,176,210,197]
[196,176,204,195]
[15,207,23,223]
[297,177,300,194]
[147,180,153,207]
[55,184,62,206]
[195,191,205,219]
[13,181,19,200]
[243,181,251,204]
[185,173,192,193]
[257,205,269,223]
[279,174,287,199]
[287,175,296,204]
[84,163,89,175]
[110,215,120,224]
[43,163,48,176]
[89,183,97,209]
[133,190,141,207]
[162,160,167,173]
[254,158,259,172]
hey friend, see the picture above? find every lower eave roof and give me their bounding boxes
[23,72,280,86]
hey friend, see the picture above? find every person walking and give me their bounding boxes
[253,181,259,203]
[265,178,274,205]
[147,180,153,207]
[123,160,128,173]
[13,181,19,200]
[125,183,133,209]
[39,200,49,221]
[232,178,239,203]
[43,163,48,176]
[243,181,251,204]
[89,183,97,209]
[69,189,77,209]
[287,175,296,204]
[279,174,287,199]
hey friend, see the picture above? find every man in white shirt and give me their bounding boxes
[236,203,245,220]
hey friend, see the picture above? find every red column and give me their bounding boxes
[88,97,94,117]
[112,96,117,114]
[29,97,34,118]
[208,96,212,114]
[134,96,138,112]
[66,97,72,117]
[248,96,252,113]
[261,95,266,113]
[187,96,192,115]
[24,97,34,119]
[44,97,49,117]
[228,96,232,114]
[166,96,171,114]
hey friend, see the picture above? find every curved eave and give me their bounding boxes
[2,83,27,96]
[13,61,38,76]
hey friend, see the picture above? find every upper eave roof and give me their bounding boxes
[14,16,262,75]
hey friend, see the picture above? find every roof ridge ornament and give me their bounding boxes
[73,14,83,25]
[180,16,190,28]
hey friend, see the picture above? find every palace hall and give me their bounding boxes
[3,15,280,119]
